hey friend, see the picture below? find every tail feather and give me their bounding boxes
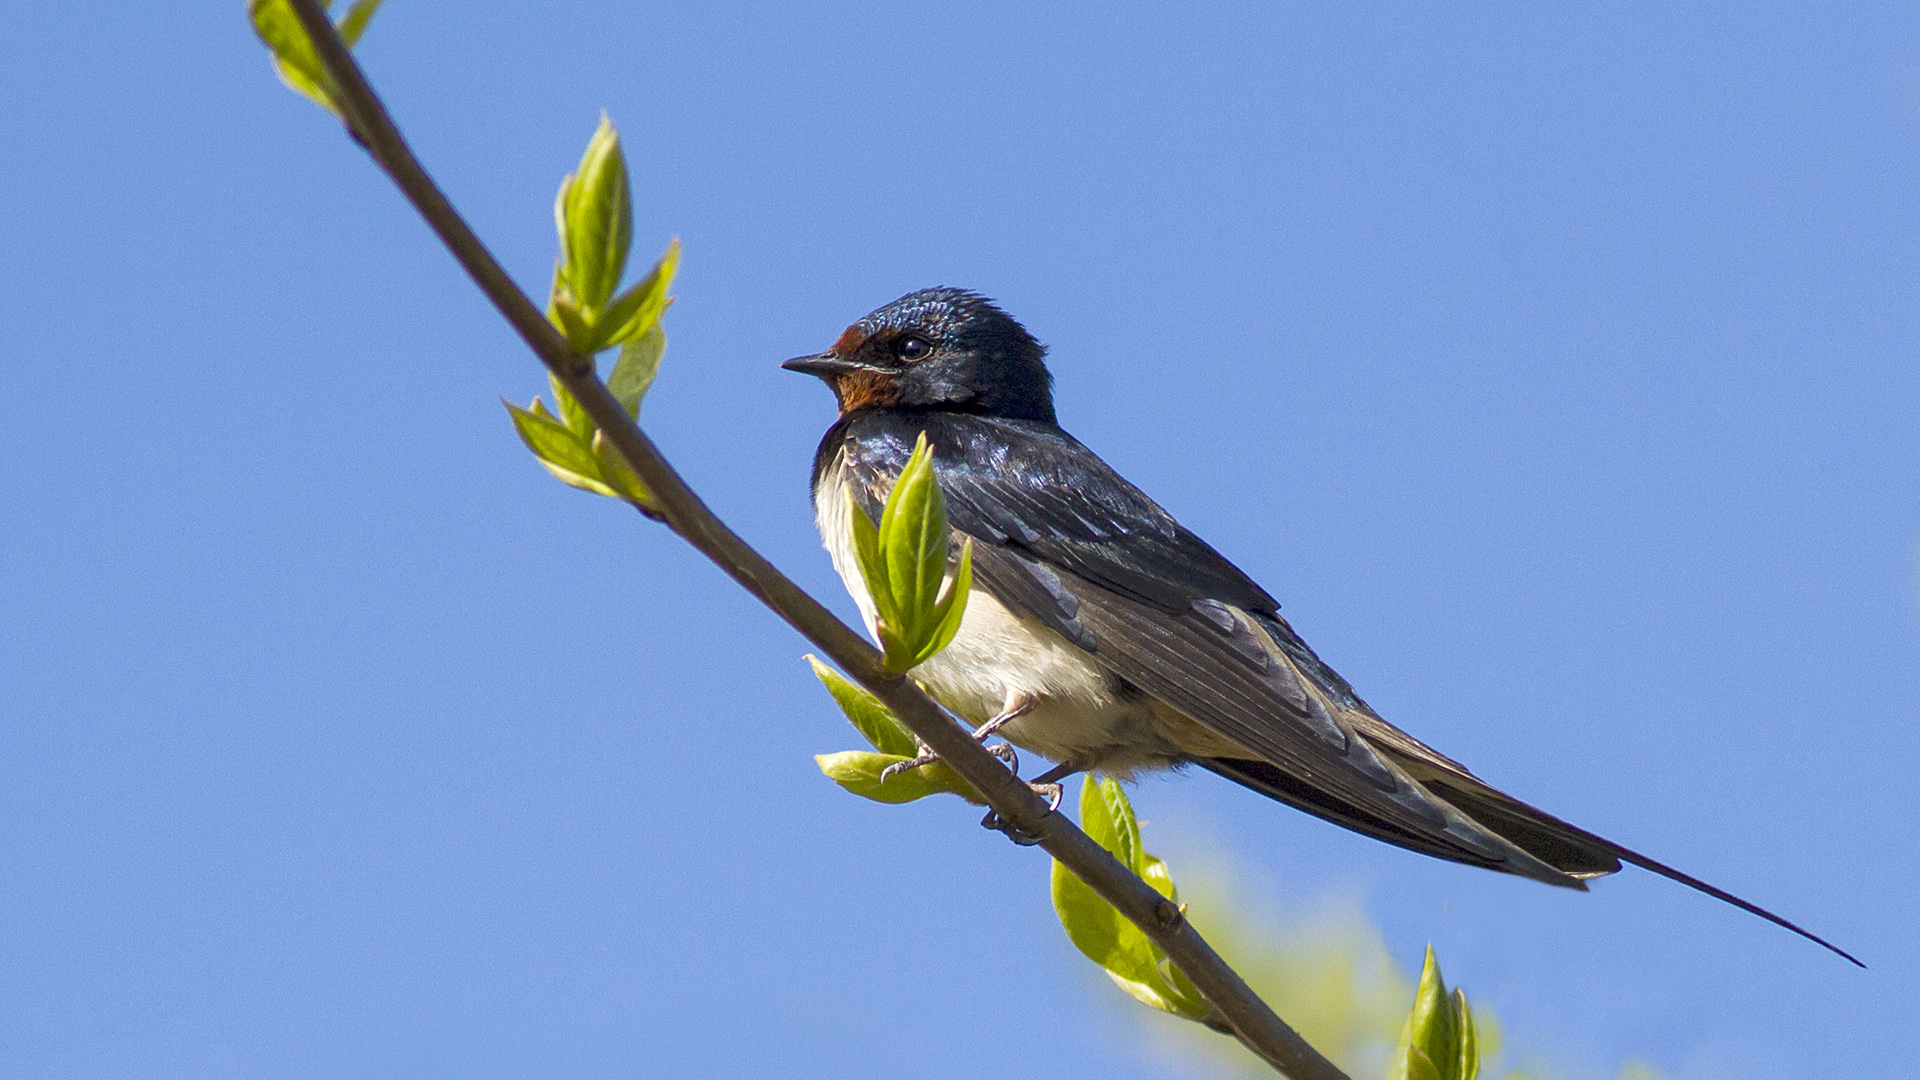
[1421,775,1864,966]
[1204,752,1864,968]
[1197,757,1587,889]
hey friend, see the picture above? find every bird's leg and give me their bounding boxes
[878,692,1036,784]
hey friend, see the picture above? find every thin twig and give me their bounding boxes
[279,4,1351,1077]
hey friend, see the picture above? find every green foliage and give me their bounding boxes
[806,657,981,804]
[806,655,917,757]
[1051,777,1224,1028]
[248,0,383,118]
[505,116,678,513]
[548,116,680,354]
[847,432,974,672]
[607,327,665,419]
[501,393,650,507]
[555,114,631,318]
[1390,947,1478,1080]
[814,750,981,805]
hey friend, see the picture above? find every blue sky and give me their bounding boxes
[3,3,1917,1077]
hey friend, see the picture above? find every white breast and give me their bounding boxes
[812,448,1188,773]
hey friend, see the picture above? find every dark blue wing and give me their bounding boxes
[821,411,1278,615]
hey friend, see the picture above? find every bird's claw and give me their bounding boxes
[878,752,938,784]
[1033,780,1064,813]
[877,697,1032,785]
[980,778,1066,846]
[877,737,1017,784]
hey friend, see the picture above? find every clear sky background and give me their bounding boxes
[4,3,1918,1078]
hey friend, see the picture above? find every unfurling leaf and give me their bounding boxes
[550,372,594,439]
[1390,946,1479,1080]
[547,293,595,352]
[511,135,675,512]
[806,655,918,758]
[1452,988,1479,1080]
[504,400,615,498]
[335,0,384,44]
[590,431,655,509]
[1051,777,1219,1026]
[505,399,594,476]
[813,751,980,805]
[849,432,973,672]
[599,240,680,350]
[847,489,895,628]
[608,326,666,418]
[921,538,973,661]
[249,0,384,118]
[880,434,948,644]
[556,114,632,316]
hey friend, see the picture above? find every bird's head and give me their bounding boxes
[782,288,1055,423]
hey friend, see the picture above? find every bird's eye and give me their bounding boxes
[895,336,933,362]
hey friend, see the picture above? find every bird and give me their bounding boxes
[784,286,1859,967]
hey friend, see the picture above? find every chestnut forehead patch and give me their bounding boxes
[832,325,866,356]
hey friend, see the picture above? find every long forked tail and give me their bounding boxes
[1416,774,1865,968]
[1205,755,1864,968]
[1604,839,1863,967]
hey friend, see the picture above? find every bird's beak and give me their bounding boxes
[781,353,866,379]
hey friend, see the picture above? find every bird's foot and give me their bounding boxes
[980,762,1076,846]
[879,740,1017,783]
[876,694,1035,784]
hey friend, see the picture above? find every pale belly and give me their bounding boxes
[813,457,1241,775]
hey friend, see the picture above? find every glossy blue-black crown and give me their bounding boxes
[857,288,1056,423]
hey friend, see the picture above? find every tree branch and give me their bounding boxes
[279,4,1350,1076]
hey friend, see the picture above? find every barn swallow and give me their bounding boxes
[784,287,1859,966]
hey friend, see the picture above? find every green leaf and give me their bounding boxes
[846,489,897,635]
[805,655,919,757]
[1052,810,1147,987]
[813,752,979,805]
[879,433,949,649]
[1453,988,1479,1080]
[1096,772,1145,872]
[548,372,594,439]
[249,0,342,116]
[590,430,656,509]
[249,0,383,118]
[1139,853,1178,902]
[336,0,383,44]
[598,240,681,350]
[548,293,595,352]
[607,325,665,418]
[1050,777,1217,1025]
[855,432,973,671]
[919,537,973,664]
[1391,946,1478,1080]
[504,400,613,497]
[559,113,632,316]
